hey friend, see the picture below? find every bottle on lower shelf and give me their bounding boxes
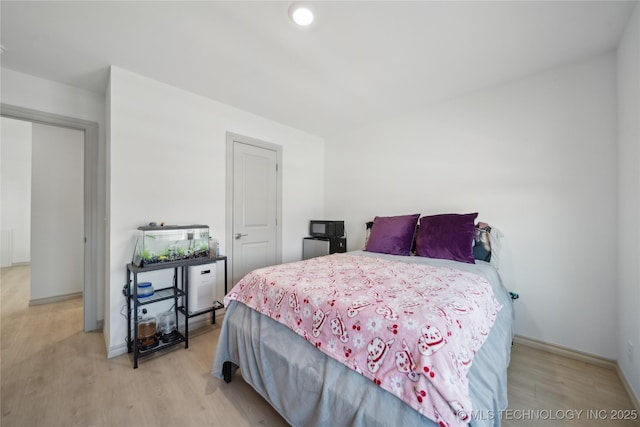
[157,310,179,344]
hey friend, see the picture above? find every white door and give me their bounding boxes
[231,139,280,284]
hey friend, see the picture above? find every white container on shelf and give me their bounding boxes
[137,281,154,298]
[187,262,216,312]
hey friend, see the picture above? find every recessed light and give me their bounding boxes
[289,3,314,27]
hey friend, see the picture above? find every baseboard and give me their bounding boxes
[107,342,128,359]
[513,335,616,369]
[187,315,210,331]
[616,365,640,411]
[29,291,82,306]
[514,335,639,410]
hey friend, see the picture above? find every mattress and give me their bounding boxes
[212,251,514,427]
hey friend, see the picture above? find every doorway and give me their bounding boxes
[226,133,282,285]
[1,103,100,332]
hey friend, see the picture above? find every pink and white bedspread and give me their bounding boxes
[225,253,503,427]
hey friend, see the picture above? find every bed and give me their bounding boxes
[212,214,514,427]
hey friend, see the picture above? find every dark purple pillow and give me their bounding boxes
[365,214,420,256]
[415,213,478,263]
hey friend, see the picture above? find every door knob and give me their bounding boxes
[235,233,248,239]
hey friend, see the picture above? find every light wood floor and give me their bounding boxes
[1,265,638,427]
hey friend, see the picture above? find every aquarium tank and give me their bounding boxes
[132,224,210,267]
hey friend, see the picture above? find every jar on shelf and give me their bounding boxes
[158,310,179,343]
[137,309,158,350]
[209,237,220,258]
[137,282,154,298]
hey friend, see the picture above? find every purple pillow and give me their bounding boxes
[415,213,478,263]
[365,214,420,256]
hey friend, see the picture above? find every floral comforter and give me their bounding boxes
[225,253,503,427]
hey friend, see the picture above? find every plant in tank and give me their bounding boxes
[144,235,156,261]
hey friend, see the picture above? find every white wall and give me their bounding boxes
[1,117,32,265]
[617,3,640,402]
[106,66,324,356]
[1,68,107,322]
[325,53,618,359]
[30,123,84,301]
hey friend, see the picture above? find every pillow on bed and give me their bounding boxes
[488,226,504,269]
[365,214,420,256]
[415,212,477,263]
[364,221,374,248]
[473,222,492,262]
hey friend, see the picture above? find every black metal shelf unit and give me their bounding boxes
[125,255,228,369]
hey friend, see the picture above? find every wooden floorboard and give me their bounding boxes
[1,265,638,426]
[504,343,638,426]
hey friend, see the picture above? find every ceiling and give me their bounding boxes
[0,1,636,138]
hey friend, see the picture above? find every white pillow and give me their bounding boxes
[488,226,504,269]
